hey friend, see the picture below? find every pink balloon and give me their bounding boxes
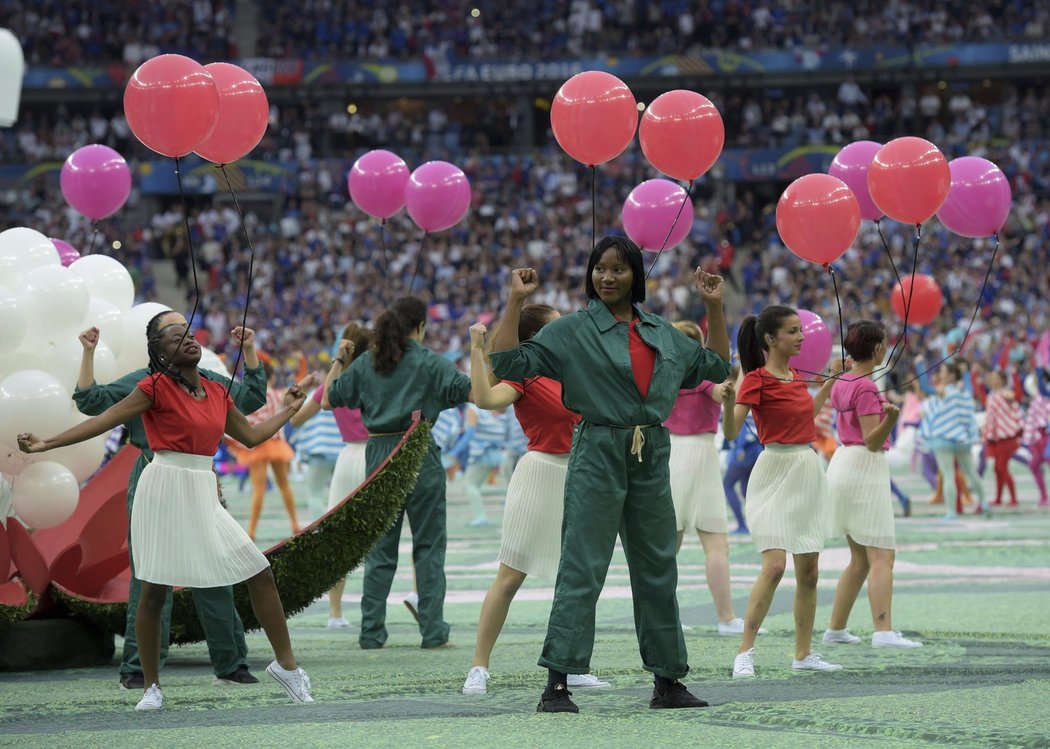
[621,179,693,252]
[124,54,220,158]
[59,145,132,221]
[404,161,471,233]
[789,309,833,375]
[935,157,1012,238]
[348,150,410,220]
[828,141,883,222]
[194,63,270,164]
[50,239,80,267]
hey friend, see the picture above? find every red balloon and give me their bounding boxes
[868,137,950,225]
[891,274,943,325]
[550,71,637,166]
[775,174,860,264]
[639,90,724,181]
[194,63,269,164]
[124,54,220,158]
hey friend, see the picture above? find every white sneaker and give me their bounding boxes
[732,648,755,678]
[822,628,862,644]
[718,618,767,636]
[135,684,163,711]
[792,653,842,672]
[327,617,349,629]
[872,630,923,649]
[266,661,314,703]
[403,591,420,623]
[681,623,694,632]
[567,673,610,688]
[462,666,490,695]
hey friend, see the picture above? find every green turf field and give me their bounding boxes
[2,464,1048,748]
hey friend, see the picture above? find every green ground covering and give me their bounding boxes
[1,464,1048,748]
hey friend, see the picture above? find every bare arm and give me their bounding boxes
[321,340,354,410]
[77,327,99,389]
[290,395,321,427]
[724,402,751,442]
[19,389,151,453]
[490,268,538,353]
[812,359,846,416]
[469,323,522,410]
[225,377,313,447]
[694,268,730,361]
[858,404,900,453]
[230,326,260,370]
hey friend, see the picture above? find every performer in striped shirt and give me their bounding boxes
[1022,370,1050,507]
[982,370,1024,507]
[919,363,987,519]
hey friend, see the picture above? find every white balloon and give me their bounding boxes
[41,336,118,392]
[0,228,61,287]
[0,369,72,450]
[0,444,34,476]
[116,302,172,373]
[198,345,232,378]
[0,472,12,520]
[82,298,125,359]
[69,255,135,312]
[0,285,27,353]
[40,413,106,483]
[19,265,91,343]
[12,461,79,529]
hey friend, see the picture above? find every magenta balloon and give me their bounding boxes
[59,144,132,220]
[404,161,471,233]
[828,141,883,222]
[50,238,81,267]
[789,309,833,374]
[347,149,410,220]
[935,156,1012,238]
[621,179,694,252]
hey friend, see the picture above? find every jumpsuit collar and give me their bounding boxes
[587,298,660,333]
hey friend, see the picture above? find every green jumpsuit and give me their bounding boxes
[490,299,730,679]
[73,365,267,678]
[327,340,471,649]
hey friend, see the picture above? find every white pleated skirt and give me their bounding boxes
[745,444,830,554]
[826,445,896,550]
[131,451,269,587]
[669,433,729,534]
[326,441,368,510]
[498,450,569,579]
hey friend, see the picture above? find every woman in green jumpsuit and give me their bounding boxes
[324,296,473,649]
[488,236,732,712]
[73,316,267,689]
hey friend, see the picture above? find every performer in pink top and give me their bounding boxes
[823,320,922,650]
[289,323,373,627]
[664,321,743,635]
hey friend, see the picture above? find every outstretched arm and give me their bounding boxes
[225,376,314,447]
[19,389,152,454]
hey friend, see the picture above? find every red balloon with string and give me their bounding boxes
[550,71,637,166]
[124,54,220,158]
[776,174,860,265]
[891,274,943,325]
[194,63,270,164]
[639,90,724,181]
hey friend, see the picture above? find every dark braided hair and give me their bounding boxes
[145,311,201,394]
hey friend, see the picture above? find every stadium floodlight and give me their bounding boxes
[0,28,25,127]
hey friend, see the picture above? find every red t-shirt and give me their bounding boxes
[506,376,581,454]
[628,319,656,400]
[735,368,816,445]
[137,374,234,456]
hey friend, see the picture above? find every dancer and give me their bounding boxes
[290,323,373,628]
[232,356,301,540]
[21,311,314,710]
[664,321,743,634]
[488,236,731,713]
[461,403,510,527]
[982,369,1024,507]
[919,363,987,519]
[723,305,841,678]
[462,308,607,695]
[73,320,265,691]
[821,321,922,649]
[1022,369,1050,506]
[324,296,473,649]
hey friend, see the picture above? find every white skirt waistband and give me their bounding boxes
[151,450,215,471]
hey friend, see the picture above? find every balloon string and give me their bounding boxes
[380,219,390,269]
[894,233,1000,390]
[85,222,100,257]
[218,163,256,398]
[172,155,202,372]
[409,231,430,294]
[645,182,693,280]
[590,164,596,255]
[827,263,847,374]
[873,223,922,385]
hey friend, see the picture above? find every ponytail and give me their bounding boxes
[737,305,797,374]
[372,296,427,375]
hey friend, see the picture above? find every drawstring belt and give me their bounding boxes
[587,422,659,463]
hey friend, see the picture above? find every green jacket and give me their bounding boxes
[489,299,730,425]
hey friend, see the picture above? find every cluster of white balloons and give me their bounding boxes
[0,226,173,530]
